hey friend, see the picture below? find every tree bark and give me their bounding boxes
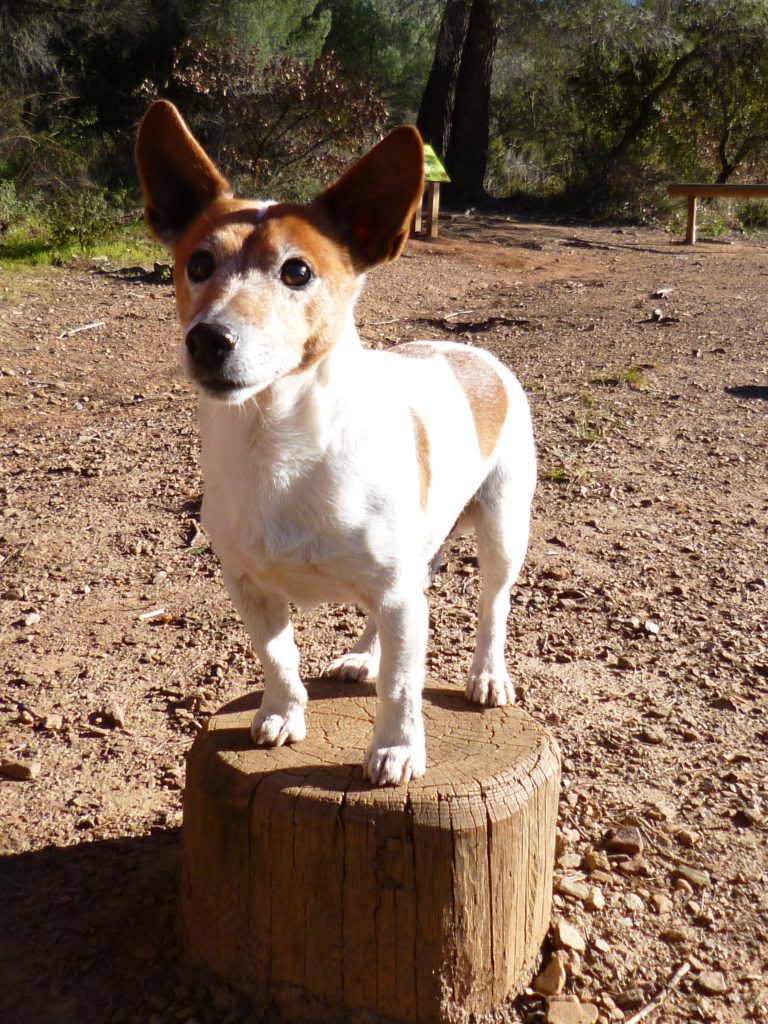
[444,0,501,202]
[416,0,472,157]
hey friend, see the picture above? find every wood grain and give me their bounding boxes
[182,680,560,1023]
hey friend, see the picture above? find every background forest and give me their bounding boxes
[3,0,768,262]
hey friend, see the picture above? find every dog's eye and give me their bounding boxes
[280,258,313,289]
[187,250,214,283]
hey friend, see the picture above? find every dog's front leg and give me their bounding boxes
[363,590,428,786]
[221,567,307,747]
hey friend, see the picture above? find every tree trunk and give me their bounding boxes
[416,0,472,158]
[444,0,501,202]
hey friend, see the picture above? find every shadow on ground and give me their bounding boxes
[0,829,190,1024]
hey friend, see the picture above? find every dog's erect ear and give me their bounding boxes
[135,100,231,246]
[316,126,424,271]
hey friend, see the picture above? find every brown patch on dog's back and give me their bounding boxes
[410,409,431,510]
[443,348,508,459]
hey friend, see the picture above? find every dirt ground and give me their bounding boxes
[1,210,766,1024]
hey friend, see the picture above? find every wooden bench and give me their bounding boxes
[668,182,768,243]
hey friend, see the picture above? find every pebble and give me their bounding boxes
[624,892,645,913]
[675,828,700,846]
[553,918,586,953]
[696,970,729,995]
[586,887,605,911]
[585,849,612,873]
[42,713,63,731]
[0,759,41,780]
[662,924,693,945]
[606,826,644,856]
[546,998,599,1024]
[533,953,567,996]
[651,892,674,915]
[557,876,591,900]
[674,864,709,888]
[641,725,667,744]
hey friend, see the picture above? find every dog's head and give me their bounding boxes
[135,101,424,404]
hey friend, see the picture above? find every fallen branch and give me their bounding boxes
[624,961,691,1024]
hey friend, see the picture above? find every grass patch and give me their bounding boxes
[590,365,647,389]
[0,220,165,268]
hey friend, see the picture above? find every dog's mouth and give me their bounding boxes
[196,377,261,403]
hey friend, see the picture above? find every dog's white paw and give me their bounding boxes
[250,704,306,747]
[323,651,379,682]
[466,671,516,707]
[363,738,426,786]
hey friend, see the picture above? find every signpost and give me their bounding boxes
[413,144,450,239]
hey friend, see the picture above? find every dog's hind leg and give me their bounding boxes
[465,458,533,707]
[323,614,380,681]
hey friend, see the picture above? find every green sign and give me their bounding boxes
[423,144,450,183]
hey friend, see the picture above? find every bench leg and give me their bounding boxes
[686,195,698,244]
[426,182,440,239]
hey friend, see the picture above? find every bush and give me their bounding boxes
[46,187,127,249]
[141,39,388,199]
[0,179,38,231]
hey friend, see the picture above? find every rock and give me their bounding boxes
[624,892,644,913]
[533,953,567,996]
[617,854,652,877]
[42,713,63,731]
[22,611,41,627]
[662,924,693,945]
[674,864,709,888]
[546,998,599,1024]
[553,918,586,953]
[651,892,674,915]
[586,887,605,911]
[1,759,41,780]
[675,828,699,846]
[617,988,646,1011]
[696,970,729,995]
[585,849,612,873]
[606,825,644,856]
[557,876,591,900]
[558,852,583,870]
[640,726,667,744]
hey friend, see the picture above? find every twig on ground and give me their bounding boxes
[58,321,105,339]
[624,961,691,1024]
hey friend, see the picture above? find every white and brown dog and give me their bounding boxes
[136,101,536,786]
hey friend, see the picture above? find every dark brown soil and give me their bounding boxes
[1,213,766,1024]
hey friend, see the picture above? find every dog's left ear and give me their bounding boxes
[135,100,231,246]
[316,126,424,271]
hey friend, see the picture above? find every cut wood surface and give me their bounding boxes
[182,680,561,1024]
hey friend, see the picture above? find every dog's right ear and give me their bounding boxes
[135,101,231,246]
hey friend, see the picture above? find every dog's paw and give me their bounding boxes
[363,739,426,786]
[465,671,516,707]
[250,704,306,747]
[323,651,379,682]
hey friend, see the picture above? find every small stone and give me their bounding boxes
[533,953,567,996]
[662,924,692,945]
[696,970,729,995]
[617,853,652,877]
[617,988,645,1011]
[586,887,605,911]
[557,876,591,900]
[22,611,41,627]
[674,864,709,888]
[606,826,644,856]
[640,726,667,744]
[553,918,586,953]
[615,655,636,670]
[1,759,41,780]
[624,892,644,913]
[546,998,599,1024]
[42,713,63,731]
[675,828,699,847]
[651,892,674,915]
[558,852,583,870]
[585,849,612,873]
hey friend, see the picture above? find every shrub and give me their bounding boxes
[141,39,388,199]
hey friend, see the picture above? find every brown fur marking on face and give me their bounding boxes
[410,409,431,511]
[443,348,508,459]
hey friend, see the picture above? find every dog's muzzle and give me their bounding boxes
[185,321,238,373]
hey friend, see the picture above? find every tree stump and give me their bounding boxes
[182,681,560,1024]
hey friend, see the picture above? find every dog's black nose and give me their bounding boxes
[185,322,238,371]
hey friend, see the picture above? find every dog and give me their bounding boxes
[135,101,536,786]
